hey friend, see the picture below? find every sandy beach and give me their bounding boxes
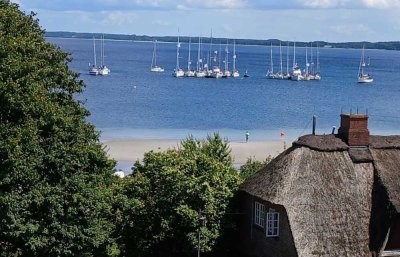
[103,139,290,165]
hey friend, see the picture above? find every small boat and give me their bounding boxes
[243,70,249,78]
[89,37,99,76]
[266,42,276,79]
[195,36,206,78]
[231,40,240,78]
[222,40,231,78]
[358,46,373,83]
[98,34,111,75]
[290,41,304,81]
[173,30,185,78]
[185,38,195,77]
[151,40,165,72]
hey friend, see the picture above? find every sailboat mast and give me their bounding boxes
[305,45,308,75]
[293,41,296,68]
[219,42,222,68]
[279,42,283,75]
[93,37,97,67]
[151,40,156,68]
[197,36,201,72]
[188,37,191,71]
[270,42,274,73]
[225,39,229,72]
[317,43,320,73]
[310,42,314,74]
[208,29,213,71]
[286,41,289,74]
[102,34,105,67]
[233,40,236,71]
[176,29,180,70]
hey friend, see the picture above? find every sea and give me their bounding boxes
[47,37,400,143]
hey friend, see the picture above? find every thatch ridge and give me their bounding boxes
[293,134,348,152]
[348,148,373,163]
[370,135,400,149]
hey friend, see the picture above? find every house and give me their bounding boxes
[238,114,400,257]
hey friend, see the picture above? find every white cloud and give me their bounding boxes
[330,23,374,35]
[363,0,400,8]
[299,0,351,8]
[183,0,247,9]
[152,19,171,26]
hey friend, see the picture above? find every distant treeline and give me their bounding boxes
[45,31,400,50]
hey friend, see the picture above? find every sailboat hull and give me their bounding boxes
[358,77,373,83]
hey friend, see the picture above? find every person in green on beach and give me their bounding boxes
[245,131,250,143]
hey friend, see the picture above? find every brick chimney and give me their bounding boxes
[338,114,369,146]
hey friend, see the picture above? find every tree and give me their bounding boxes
[0,2,119,256]
[118,134,241,257]
[239,156,272,181]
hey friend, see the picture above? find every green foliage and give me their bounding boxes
[239,156,272,181]
[0,2,118,256]
[118,134,241,257]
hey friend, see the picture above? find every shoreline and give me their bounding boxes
[104,139,290,167]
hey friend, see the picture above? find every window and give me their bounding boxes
[254,201,265,227]
[266,208,279,237]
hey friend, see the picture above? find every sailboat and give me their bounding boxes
[173,30,185,78]
[151,40,164,72]
[231,40,240,78]
[266,42,275,79]
[185,38,195,77]
[303,45,310,80]
[88,37,99,76]
[98,34,111,76]
[223,40,231,78]
[195,36,206,78]
[290,41,304,81]
[358,46,373,83]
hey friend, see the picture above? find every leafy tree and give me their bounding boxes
[239,156,272,181]
[118,134,241,257]
[0,2,119,256]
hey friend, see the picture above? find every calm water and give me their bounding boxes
[47,37,400,141]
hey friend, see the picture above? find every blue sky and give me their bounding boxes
[13,0,400,42]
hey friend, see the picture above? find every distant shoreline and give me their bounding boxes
[45,31,400,51]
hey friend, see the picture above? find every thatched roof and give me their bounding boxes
[241,134,400,257]
[370,148,400,212]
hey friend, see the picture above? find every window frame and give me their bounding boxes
[254,201,265,228]
[266,208,280,237]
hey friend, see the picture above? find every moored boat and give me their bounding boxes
[358,46,373,83]
[151,39,164,72]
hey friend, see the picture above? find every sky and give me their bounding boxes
[12,0,400,42]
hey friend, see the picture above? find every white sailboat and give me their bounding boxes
[173,30,185,78]
[88,37,99,76]
[195,36,206,78]
[266,42,275,79]
[231,40,240,78]
[284,41,290,79]
[185,38,195,77]
[290,41,303,81]
[98,35,111,76]
[211,43,223,79]
[358,45,373,83]
[277,42,285,79]
[303,45,310,80]
[151,40,164,72]
[223,40,231,78]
